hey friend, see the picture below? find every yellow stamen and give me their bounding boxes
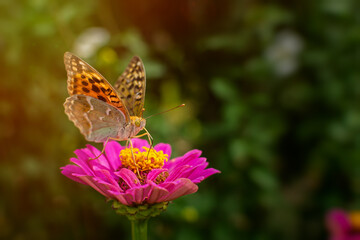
[120,147,168,173]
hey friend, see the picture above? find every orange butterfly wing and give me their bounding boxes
[114,56,146,118]
[64,52,130,122]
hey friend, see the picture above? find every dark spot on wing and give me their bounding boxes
[97,96,106,102]
[82,81,88,86]
[82,87,90,93]
[92,85,100,93]
[134,85,141,91]
[93,77,101,83]
[100,87,111,95]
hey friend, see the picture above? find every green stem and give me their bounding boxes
[131,219,148,240]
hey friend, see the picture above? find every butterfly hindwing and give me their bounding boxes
[64,52,130,121]
[64,95,127,143]
[114,56,146,117]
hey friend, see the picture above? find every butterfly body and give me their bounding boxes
[63,52,147,143]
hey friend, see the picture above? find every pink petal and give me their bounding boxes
[93,167,120,190]
[92,177,121,195]
[164,149,202,170]
[119,192,136,205]
[174,163,220,183]
[190,168,221,183]
[60,165,87,184]
[166,165,192,182]
[85,144,102,156]
[115,168,141,188]
[147,169,168,181]
[154,143,172,157]
[179,151,204,166]
[130,139,150,149]
[70,157,94,176]
[104,141,123,170]
[125,184,152,204]
[86,144,110,169]
[159,178,198,202]
[113,181,170,205]
[74,148,92,161]
[146,181,169,204]
[78,175,112,198]
[112,193,131,205]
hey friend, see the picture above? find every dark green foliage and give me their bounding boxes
[0,0,359,239]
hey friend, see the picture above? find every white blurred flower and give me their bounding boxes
[265,30,304,77]
[73,27,110,58]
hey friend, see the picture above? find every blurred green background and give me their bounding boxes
[1,0,360,239]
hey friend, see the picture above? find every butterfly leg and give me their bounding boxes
[132,132,150,139]
[127,139,141,178]
[132,128,153,144]
[143,128,154,159]
[89,137,113,160]
[131,128,154,159]
[89,137,129,160]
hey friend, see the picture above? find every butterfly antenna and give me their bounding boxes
[145,103,185,119]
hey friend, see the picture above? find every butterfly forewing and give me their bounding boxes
[64,52,130,121]
[64,95,127,142]
[114,56,146,117]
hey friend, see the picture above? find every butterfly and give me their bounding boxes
[63,52,147,143]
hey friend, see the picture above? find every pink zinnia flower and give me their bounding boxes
[326,209,360,240]
[61,139,220,206]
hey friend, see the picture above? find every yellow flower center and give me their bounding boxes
[120,147,168,173]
